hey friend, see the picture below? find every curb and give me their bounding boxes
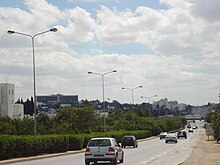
[0,136,158,164]
[0,149,85,164]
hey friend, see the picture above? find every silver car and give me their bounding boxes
[165,133,178,143]
[85,137,124,165]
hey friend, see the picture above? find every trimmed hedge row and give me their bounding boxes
[0,130,150,160]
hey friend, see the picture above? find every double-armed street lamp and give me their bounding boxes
[141,95,157,117]
[88,70,117,132]
[7,28,58,135]
[121,86,143,130]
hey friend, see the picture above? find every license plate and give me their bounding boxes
[94,154,104,157]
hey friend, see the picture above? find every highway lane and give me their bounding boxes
[9,121,204,165]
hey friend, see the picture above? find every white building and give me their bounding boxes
[0,83,15,118]
[0,83,23,119]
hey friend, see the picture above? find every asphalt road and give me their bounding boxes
[7,121,205,165]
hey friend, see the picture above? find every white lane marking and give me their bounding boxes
[141,129,204,165]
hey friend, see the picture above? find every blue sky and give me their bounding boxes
[1,0,220,105]
[0,0,163,55]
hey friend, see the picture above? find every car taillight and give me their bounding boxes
[108,147,115,152]
[85,148,90,152]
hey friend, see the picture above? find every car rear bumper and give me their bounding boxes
[85,153,116,160]
[122,142,135,146]
[160,135,166,139]
[85,157,116,162]
[166,139,177,142]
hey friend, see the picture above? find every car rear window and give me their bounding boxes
[123,137,133,140]
[88,139,111,147]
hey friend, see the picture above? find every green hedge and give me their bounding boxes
[0,130,151,161]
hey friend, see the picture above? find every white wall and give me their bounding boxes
[13,104,24,119]
[0,83,15,118]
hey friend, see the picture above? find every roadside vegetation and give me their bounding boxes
[210,105,220,142]
[0,105,186,160]
[0,105,185,135]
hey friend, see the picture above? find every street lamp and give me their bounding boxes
[219,93,220,103]
[141,95,157,117]
[88,70,117,132]
[7,28,57,135]
[122,86,143,130]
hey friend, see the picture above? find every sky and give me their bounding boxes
[0,0,220,106]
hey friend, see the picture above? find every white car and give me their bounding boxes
[159,132,168,139]
[189,128,194,132]
[192,125,197,129]
[85,137,124,165]
[165,133,178,143]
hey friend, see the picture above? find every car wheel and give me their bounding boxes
[175,141,177,143]
[85,160,90,165]
[112,157,117,165]
[119,152,124,163]
[165,141,168,143]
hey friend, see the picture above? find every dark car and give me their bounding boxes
[177,130,187,139]
[121,135,138,148]
[187,124,191,128]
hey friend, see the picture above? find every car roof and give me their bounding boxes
[90,137,115,140]
[166,133,176,136]
[123,135,135,137]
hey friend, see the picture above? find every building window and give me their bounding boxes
[12,90,14,95]
[9,90,10,94]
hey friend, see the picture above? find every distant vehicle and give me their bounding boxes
[159,132,168,139]
[187,124,191,128]
[165,134,178,143]
[85,137,124,165]
[192,125,197,129]
[121,135,138,148]
[177,130,187,139]
[189,128,194,132]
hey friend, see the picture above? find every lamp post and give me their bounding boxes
[122,86,143,130]
[7,28,57,135]
[88,70,117,132]
[141,95,157,117]
[219,93,220,103]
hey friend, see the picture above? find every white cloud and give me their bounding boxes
[1,0,220,105]
[55,7,95,44]
[190,0,220,22]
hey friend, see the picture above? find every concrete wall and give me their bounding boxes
[0,83,15,118]
[13,104,24,119]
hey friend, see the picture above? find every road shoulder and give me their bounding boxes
[180,134,220,165]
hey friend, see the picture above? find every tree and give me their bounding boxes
[211,105,220,142]
[52,108,77,134]
[13,118,34,135]
[0,121,16,134]
[24,99,33,116]
[36,113,52,134]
